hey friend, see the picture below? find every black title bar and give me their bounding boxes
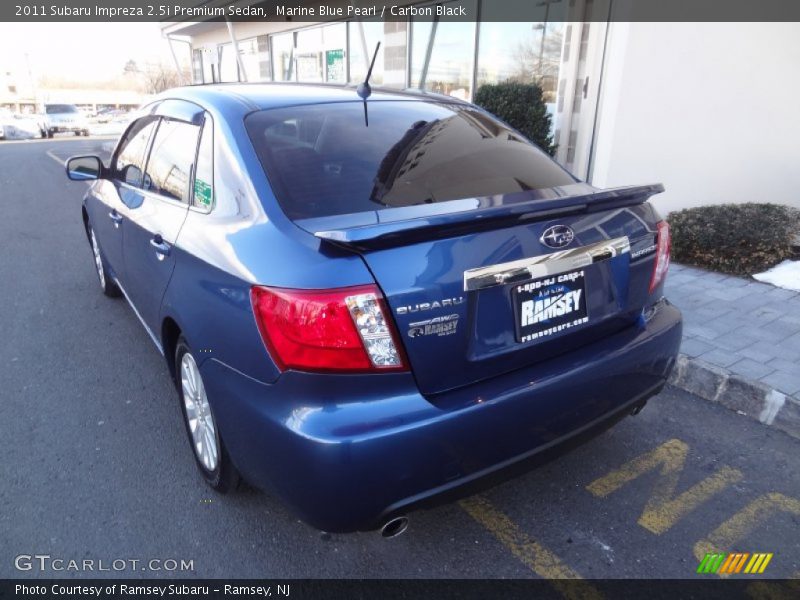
[3,579,796,600]
[4,0,800,23]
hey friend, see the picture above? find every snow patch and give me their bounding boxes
[760,389,786,425]
[753,260,800,291]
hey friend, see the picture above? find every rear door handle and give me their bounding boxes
[150,235,171,260]
[108,210,123,228]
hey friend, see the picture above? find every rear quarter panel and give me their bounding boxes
[160,99,377,384]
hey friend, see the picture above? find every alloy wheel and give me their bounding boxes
[180,352,219,472]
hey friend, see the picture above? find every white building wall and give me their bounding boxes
[589,22,800,214]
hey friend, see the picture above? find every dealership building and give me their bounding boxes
[162,0,800,213]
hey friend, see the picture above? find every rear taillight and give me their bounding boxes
[250,284,407,373]
[649,220,671,293]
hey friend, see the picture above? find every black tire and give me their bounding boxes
[175,337,240,493]
[87,225,121,298]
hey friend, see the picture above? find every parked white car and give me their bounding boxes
[0,109,46,140]
[44,104,89,137]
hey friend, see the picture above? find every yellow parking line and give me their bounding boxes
[460,496,603,600]
[586,439,743,534]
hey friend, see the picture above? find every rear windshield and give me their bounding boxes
[46,104,78,114]
[245,100,574,220]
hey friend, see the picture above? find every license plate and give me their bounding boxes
[512,269,589,343]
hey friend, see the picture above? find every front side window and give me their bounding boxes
[144,119,200,203]
[112,117,158,187]
[245,100,575,220]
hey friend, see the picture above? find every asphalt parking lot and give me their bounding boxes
[1,138,799,586]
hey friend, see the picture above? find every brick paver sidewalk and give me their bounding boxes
[665,263,800,397]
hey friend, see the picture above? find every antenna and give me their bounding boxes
[357,41,381,126]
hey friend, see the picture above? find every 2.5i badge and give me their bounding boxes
[408,314,459,338]
[512,270,588,343]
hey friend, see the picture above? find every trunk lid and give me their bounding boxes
[300,183,664,395]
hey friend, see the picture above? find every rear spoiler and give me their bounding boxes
[310,184,664,251]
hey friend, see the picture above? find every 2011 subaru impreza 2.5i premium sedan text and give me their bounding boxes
[64,84,681,536]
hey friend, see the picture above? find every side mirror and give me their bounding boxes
[66,155,104,181]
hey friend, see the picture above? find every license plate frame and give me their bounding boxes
[511,269,589,344]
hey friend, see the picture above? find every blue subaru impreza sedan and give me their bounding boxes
[65,84,681,536]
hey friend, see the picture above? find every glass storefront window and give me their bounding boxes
[476,21,565,103]
[218,43,239,82]
[410,0,477,100]
[238,36,272,82]
[271,32,295,82]
[295,23,347,83]
[295,27,324,82]
[257,36,271,81]
[349,21,407,88]
[191,49,204,84]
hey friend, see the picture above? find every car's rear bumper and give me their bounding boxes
[49,125,86,133]
[202,301,682,533]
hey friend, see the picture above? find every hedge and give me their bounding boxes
[668,203,800,276]
[473,82,556,156]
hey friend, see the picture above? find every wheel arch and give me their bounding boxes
[162,316,183,384]
[81,205,90,239]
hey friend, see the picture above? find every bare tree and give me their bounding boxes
[126,61,188,94]
[511,28,563,102]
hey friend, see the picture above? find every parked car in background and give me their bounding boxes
[0,108,46,140]
[63,84,681,536]
[94,108,129,123]
[45,103,89,137]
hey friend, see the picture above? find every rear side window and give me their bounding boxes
[144,119,201,203]
[113,117,158,187]
[245,101,575,220]
[192,117,214,211]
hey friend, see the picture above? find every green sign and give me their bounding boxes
[194,178,213,207]
[326,49,345,83]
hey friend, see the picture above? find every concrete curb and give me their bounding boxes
[669,354,800,440]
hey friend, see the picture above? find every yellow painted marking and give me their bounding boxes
[586,439,743,534]
[694,493,800,578]
[758,554,773,574]
[460,496,603,600]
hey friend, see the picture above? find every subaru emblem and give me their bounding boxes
[540,225,575,249]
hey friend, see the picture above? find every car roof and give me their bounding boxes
[154,83,464,116]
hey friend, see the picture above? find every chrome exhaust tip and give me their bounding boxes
[380,516,409,538]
